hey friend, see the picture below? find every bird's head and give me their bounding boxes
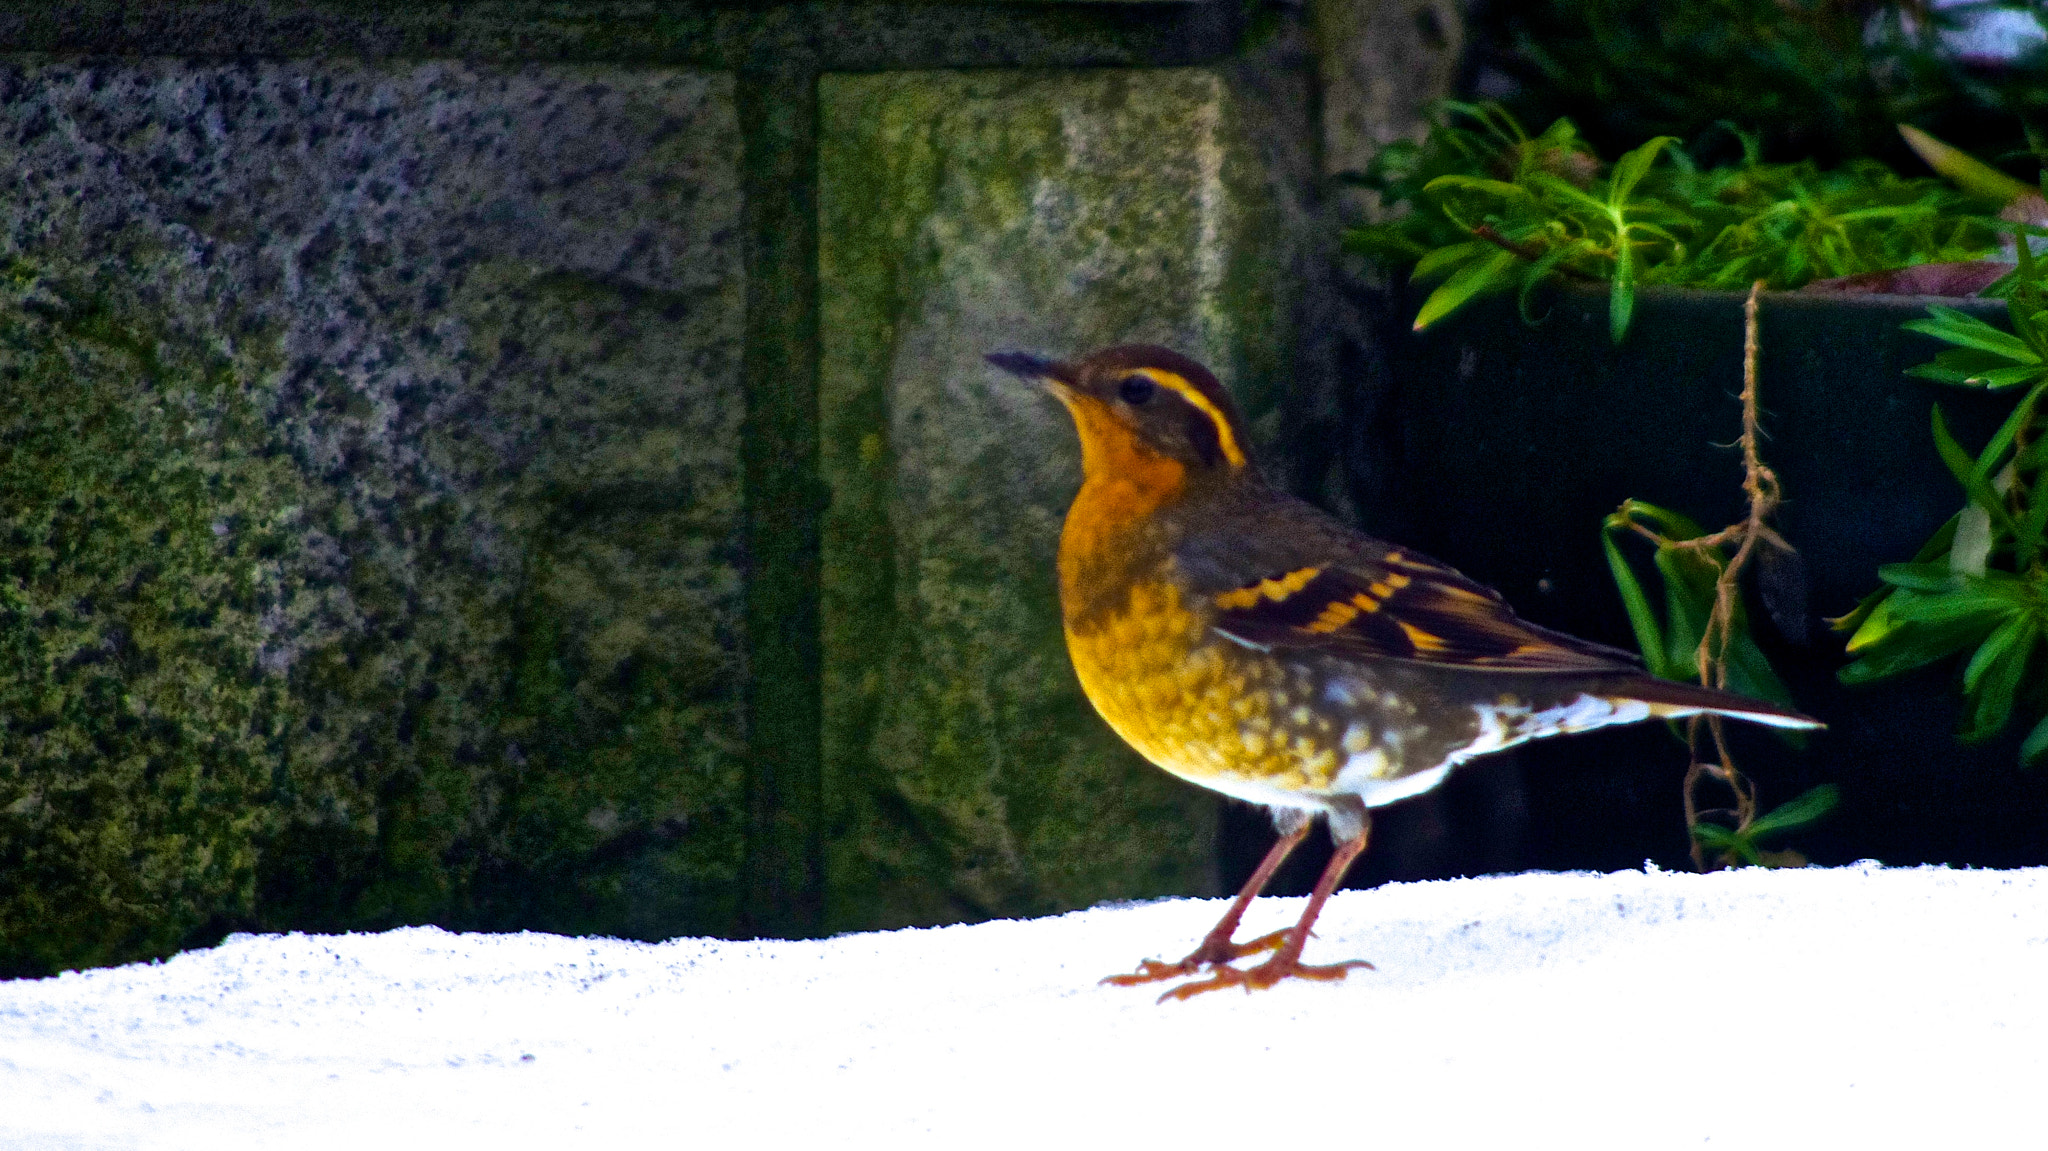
[985,345,1253,487]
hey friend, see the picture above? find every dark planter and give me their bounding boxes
[1356,285,2048,873]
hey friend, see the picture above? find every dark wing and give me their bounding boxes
[1206,549,1643,674]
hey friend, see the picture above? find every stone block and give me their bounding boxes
[818,67,1314,930]
[1310,0,1467,220]
[0,58,746,970]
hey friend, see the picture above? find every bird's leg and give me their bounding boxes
[1100,817,1311,987]
[1160,807,1374,1002]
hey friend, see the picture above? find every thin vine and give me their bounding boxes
[1676,282,1783,868]
[1605,281,1838,868]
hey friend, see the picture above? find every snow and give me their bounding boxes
[3,864,2043,1149]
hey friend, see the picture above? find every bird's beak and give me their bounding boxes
[985,350,1076,395]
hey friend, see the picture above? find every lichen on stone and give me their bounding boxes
[0,60,748,973]
[0,257,302,976]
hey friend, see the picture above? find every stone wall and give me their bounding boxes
[0,0,1461,973]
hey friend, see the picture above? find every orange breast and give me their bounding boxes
[1053,391,1344,796]
[1062,576,1343,796]
[1055,395,1186,586]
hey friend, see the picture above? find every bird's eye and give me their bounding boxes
[1117,375,1156,405]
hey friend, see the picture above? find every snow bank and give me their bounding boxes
[3,864,2042,1149]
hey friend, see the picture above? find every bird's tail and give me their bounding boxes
[1601,675,1821,730]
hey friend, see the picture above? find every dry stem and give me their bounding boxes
[1676,280,1778,869]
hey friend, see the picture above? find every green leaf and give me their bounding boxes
[1420,174,1532,203]
[1965,380,2048,482]
[1690,820,1760,866]
[1359,103,2007,308]
[1906,347,2023,380]
[1963,618,2035,741]
[1523,171,1610,215]
[1964,365,2048,390]
[1899,125,2037,205]
[2018,469,2048,570]
[1609,250,1636,344]
[1689,820,1737,849]
[1608,136,1678,207]
[1842,590,1906,654]
[1905,362,1982,387]
[1964,614,2033,694]
[1905,307,2037,362]
[2009,239,2048,357]
[1833,514,1960,637]
[1876,562,1963,591]
[1720,619,1799,711]
[1613,499,1709,541]
[1744,784,1841,840]
[1412,249,1520,332]
[1839,602,2005,684]
[1652,543,1719,679]
[1601,501,1798,703]
[1516,243,1582,323]
[1883,582,2022,626]
[1602,527,1672,679]
[1931,405,2021,538]
[1839,638,1960,684]
[1412,239,1492,284]
[2021,711,2048,766]
[1911,350,2048,391]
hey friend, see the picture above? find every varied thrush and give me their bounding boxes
[987,344,1820,1001]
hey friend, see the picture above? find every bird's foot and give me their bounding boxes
[1099,927,1293,987]
[1153,951,1374,1003]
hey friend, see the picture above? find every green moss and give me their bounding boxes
[0,63,747,969]
[0,259,302,976]
[0,250,747,972]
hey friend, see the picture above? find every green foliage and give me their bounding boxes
[1838,235,2048,761]
[1603,502,1828,869]
[1690,783,1840,867]
[1476,0,2048,172]
[1602,500,1797,713]
[0,261,301,976]
[1347,103,2007,340]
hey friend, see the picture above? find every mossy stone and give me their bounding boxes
[0,262,301,977]
[0,59,746,970]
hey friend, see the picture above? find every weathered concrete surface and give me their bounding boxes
[818,68,1319,930]
[0,59,746,970]
[1311,0,1468,220]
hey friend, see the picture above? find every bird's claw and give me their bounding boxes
[1154,954,1374,1003]
[1099,927,1296,986]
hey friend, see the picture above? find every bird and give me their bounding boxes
[985,344,1820,1002]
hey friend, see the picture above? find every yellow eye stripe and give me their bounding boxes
[1215,566,1321,610]
[1135,368,1247,469]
